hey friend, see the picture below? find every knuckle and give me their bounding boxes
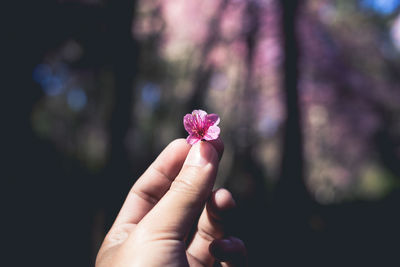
[168,164,215,201]
[170,175,202,196]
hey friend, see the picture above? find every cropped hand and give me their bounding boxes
[96,139,247,267]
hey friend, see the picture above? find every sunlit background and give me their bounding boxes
[5,0,400,266]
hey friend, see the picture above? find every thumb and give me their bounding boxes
[138,140,222,240]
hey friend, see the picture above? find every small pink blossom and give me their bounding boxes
[183,109,220,145]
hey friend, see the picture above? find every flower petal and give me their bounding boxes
[206,113,220,126]
[203,125,220,141]
[184,114,196,134]
[187,134,201,145]
[192,109,208,129]
[192,109,208,118]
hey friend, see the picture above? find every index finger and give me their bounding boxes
[113,139,191,226]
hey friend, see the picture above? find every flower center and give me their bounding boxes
[197,129,205,137]
[193,125,208,138]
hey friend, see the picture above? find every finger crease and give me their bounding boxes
[130,188,159,205]
[170,178,200,196]
[188,252,210,267]
[150,164,175,182]
[207,210,223,224]
[197,226,217,242]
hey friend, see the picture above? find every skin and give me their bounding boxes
[96,138,247,267]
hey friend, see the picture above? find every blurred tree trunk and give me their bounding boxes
[277,0,306,202]
[272,0,312,263]
[101,0,138,230]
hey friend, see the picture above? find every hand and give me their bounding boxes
[96,139,247,267]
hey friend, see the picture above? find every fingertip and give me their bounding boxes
[168,138,191,151]
[185,140,219,167]
[154,138,192,177]
[214,189,236,209]
[208,188,236,215]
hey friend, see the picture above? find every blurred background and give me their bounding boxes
[4,0,400,266]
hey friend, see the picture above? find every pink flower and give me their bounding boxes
[183,109,220,145]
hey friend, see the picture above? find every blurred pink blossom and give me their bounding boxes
[391,14,400,50]
[219,1,245,41]
[183,109,220,145]
[161,0,220,45]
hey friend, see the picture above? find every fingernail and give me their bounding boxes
[185,142,217,167]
